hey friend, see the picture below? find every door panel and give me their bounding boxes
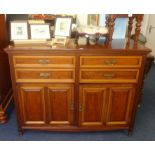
[18,86,46,125]
[79,85,106,126]
[106,86,135,126]
[47,85,74,125]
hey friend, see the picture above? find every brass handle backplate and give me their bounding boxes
[38,59,50,64]
[104,59,117,65]
[39,73,50,78]
[103,73,115,79]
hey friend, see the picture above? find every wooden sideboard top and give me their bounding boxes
[5,39,151,55]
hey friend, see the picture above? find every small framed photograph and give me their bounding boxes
[10,21,28,40]
[30,24,51,39]
[54,17,72,37]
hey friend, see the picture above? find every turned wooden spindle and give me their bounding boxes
[107,15,115,45]
[105,15,109,27]
[105,14,144,46]
[105,16,109,44]
[134,15,144,45]
[127,16,134,44]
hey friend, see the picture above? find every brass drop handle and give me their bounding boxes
[38,59,50,64]
[103,73,115,79]
[39,73,50,78]
[70,102,74,110]
[104,59,117,65]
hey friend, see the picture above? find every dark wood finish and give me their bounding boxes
[15,68,75,83]
[79,85,106,126]
[127,17,134,44]
[80,69,139,83]
[13,56,75,68]
[0,14,13,124]
[134,15,144,45]
[47,84,74,125]
[18,85,46,125]
[80,56,142,68]
[106,85,135,126]
[5,39,151,134]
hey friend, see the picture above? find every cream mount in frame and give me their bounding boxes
[10,21,29,40]
[30,23,51,40]
[54,17,72,37]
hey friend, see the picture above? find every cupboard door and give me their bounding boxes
[47,84,74,125]
[106,86,135,126]
[79,85,107,126]
[18,86,46,125]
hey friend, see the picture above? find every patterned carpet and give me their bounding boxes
[0,64,155,141]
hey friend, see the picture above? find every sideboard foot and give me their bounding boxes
[18,129,24,136]
[128,129,133,136]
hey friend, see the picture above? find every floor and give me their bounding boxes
[0,64,155,141]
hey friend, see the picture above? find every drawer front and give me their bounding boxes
[80,56,142,68]
[80,69,139,83]
[13,56,75,68]
[15,69,75,83]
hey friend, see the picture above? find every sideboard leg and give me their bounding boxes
[127,16,134,44]
[106,15,115,45]
[18,129,24,136]
[134,14,144,45]
[128,129,133,136]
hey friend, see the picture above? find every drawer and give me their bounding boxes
[13,56,75,68]
[15,69,75,83]
[80,69,139,83]
[80,56,142,68]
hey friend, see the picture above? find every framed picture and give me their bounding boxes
[30,24,51,39]
[10,21,28,40]
[54,17,72,37]
[87,14,100,26]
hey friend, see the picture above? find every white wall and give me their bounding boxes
[76,14,88,26]
[141,14,150,36]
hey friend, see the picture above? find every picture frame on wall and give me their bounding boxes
[87,14,100,26]
[10,21,28,40]
[30,23,51,39]
[54,17,72,37]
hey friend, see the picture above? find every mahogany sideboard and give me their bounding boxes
[5,39,151,135]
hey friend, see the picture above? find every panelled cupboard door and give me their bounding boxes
[18,86,47,125]
[106,86,135,126]
[47,84,74,126]
[79,85,107,126]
